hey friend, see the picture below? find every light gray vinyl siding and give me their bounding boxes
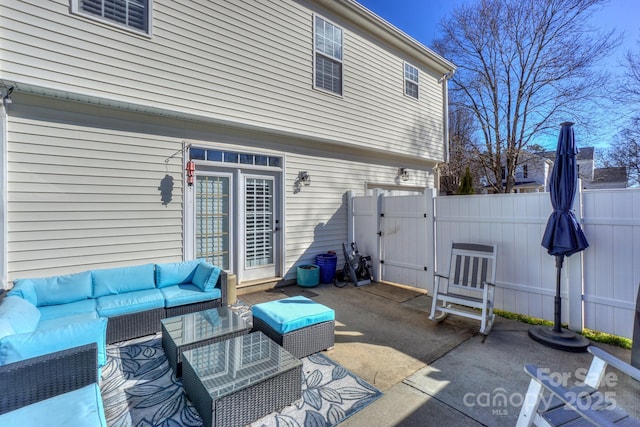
[5,93,434,282]
[283,154,430,282]
[1,0,446,162]
[7,99,184,280]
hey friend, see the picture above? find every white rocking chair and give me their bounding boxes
[429,242,498,335]
[516,346,640,426]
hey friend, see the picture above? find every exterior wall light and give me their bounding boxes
[398,168,410,181]
[299,171,311,186]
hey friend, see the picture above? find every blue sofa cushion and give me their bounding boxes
[160,284,222,308]
[37,312,108,366]
[0,296,41,334]
[155,259,203,288]
[7,280,38,306]
[0,315,108,366]
[192,262,221,292]
[11,271,92,307]
[92,264,155,297]
[96,289,164,318]
[38,299,97,322]
[251,296,335,334]
[0,318,15,340]
[0,383,107,427]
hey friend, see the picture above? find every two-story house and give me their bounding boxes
[484,146,628,193]
[0,1,455,290]
[542,147,628,189]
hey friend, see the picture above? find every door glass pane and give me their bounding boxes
[245,177,273,268]
[196,175,230,269]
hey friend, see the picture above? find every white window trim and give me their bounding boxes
[312,14,344,97]
[70,0,153,37]
[404,61,420,100]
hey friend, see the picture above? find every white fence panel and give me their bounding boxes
[351,194,380,281]
[380,193,434,291]
[434,193,582,328]
[351,188,639,338]
[582,189,640,339]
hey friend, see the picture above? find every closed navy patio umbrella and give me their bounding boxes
[529,122,590,352]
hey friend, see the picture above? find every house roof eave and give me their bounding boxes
[317,0,456,75]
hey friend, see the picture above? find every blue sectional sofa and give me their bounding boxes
[0,259,226,370]
[0,343,106,427]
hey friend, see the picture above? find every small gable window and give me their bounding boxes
[72,0,152,35]
[314,15,343,95]
[404,62,419,99]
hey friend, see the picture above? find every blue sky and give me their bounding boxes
[358,0,638,60]
[357,0,640,150]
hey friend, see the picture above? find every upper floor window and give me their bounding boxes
[314,15,343,95]
[502,164,528,180]
[516,164,528,179]
[404,62,419,99]
[72,0,151,35]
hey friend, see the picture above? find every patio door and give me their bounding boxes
[194,169,280,283]
[240,173,279,281]
[195,173,232,271]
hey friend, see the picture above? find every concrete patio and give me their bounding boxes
[240,281,639,427]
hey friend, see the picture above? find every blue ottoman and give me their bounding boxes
[251,296,335,358]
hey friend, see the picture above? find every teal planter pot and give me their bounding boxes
[297,264,320,287]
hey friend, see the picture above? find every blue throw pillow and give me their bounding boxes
[191,263,221,292]
[155,259,203,288]
[0,296,41,334]
[7,280,38,306]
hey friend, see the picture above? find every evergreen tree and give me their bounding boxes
[458,167,475,195]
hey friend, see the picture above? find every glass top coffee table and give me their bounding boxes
[182,331,302,427]
[161,307,251,377]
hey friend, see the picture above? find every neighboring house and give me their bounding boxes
[542,147,628,190]
[583,167,628,189]
[0,1,455,289]
[484,146,627,193]
[482,151,553,193]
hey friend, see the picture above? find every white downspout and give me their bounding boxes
[0,91,10,289]
[435,71,454,191]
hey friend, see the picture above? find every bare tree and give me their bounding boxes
[621,36,640,100]
[604,35,640,186]
[439,106,484,194]
[434,0,619,193]
[605,118,640,186]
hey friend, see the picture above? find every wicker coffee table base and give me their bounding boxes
[182,350,302,427]
[162,328,249,377]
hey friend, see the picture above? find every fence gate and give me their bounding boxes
[379,193,434,292]
[351,194,380,281]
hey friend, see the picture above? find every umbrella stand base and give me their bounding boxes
[528,325,589,353]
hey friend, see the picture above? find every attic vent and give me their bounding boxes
[77,0,149,33]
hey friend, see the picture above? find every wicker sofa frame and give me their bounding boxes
[0,343,98,415]
[106,271,228,344]
[252,316,335,359]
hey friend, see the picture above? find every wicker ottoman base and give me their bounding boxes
[252,317,335,359]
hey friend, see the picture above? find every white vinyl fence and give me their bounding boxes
[350,188,640,339]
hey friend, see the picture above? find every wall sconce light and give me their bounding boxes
[398,168,410,181]
[185,160,195,186]
[2,86,14,106]
[298,171,311,186]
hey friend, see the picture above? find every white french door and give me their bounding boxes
[240,173,278,281]
[195,173,232,270]
[193,169,280,283]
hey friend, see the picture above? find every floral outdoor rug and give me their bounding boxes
[100,333,382,427]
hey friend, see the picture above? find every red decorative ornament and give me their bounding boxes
[186,160,195,186]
